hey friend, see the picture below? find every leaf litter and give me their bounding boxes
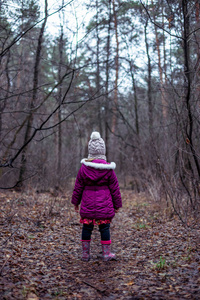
[0,189,199,299]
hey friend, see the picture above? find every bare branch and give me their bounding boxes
[140,0,184,40]
[7,70,75,166]
[0,0,75,57]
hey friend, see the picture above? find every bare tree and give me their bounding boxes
[18,0,48,184]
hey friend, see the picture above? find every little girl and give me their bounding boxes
[71,131,122,261]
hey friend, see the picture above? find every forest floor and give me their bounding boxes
[0,189,200,300]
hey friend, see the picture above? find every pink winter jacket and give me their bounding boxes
[71,159,122,220]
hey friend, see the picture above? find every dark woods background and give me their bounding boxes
[0,0,200,223]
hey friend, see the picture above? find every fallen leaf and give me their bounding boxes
[27,293,39,300]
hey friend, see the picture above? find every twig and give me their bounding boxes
[0,253,12,275]
[82,280,106,294]
[1,227,19,245]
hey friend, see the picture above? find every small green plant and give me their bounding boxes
[53,289,64,297]
[138,223,147,229]
[183,246,192,262]
[155,256,166,270]
[141,202,149,207]
[135,223,150,229]
[27,235,35,239]
[21,286,26,297]
[21,286,29,298]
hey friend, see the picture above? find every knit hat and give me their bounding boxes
[88,132,106,160]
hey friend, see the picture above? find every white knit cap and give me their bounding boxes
[88,132,106,160]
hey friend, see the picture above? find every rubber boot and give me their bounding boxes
[81,240,91,261]
[101,241,116,261]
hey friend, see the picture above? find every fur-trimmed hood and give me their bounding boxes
[81,158,116,170]
[80,159,116,183]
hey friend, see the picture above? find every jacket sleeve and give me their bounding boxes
[108,170,122,209]
[71,167,85,206]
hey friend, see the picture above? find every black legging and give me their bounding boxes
[82,223,110,241]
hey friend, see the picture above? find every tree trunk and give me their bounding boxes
[96,0,102,135]
[151,0,167,119]
[111,0,119,133]
[182,0,200,178]
[18,0,48,184]
[162,4,167,83]
[130,61,139,136]
[144,19,153,135]
[0,52,10,139]
[57,17,64,175]
[105,0,112,160]
[195,1,200,61]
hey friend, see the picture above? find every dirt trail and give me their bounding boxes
[0,190,199,299]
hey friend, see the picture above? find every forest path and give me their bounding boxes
[0,189,199,299]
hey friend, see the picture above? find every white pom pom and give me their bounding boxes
[90,131,101,140]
